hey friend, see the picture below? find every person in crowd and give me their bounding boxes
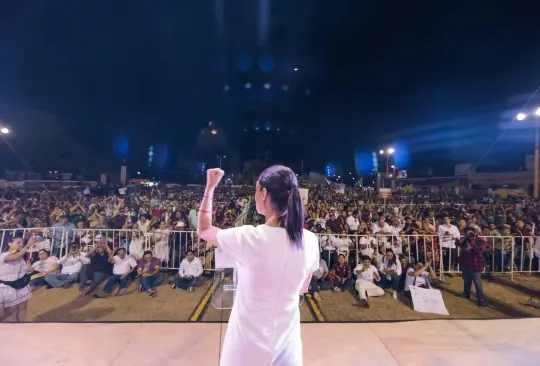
[353,255,383,308]
[52,213,76,257]
[171,250,203,291]
[137,250,163,297]
[438,216,460,271]
[28,249,58,289]
[78,241,112,296]
[44,244,88,288]
[346,211,360,233]
[320,228,338,269]
[0,238,35,322]
[96,248,137,297]
[330,254,353,292]
[457,229,489,308]
[403,260,436,299]
[188,203,200,231]
[377,248,402,299]
[308,258,330,303]
[398,255,412,292]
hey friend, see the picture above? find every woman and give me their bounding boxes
[0,238,35,322]
[377,248,402,300]
[197,166,320,366]
[330,254,353,292]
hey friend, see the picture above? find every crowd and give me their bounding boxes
[1,182,539,320]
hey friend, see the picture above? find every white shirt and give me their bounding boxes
[372,222,391,235]
[216,225,319,366]
[404,267,430,291]
[379,257,402,280]
[312,259,329,280]
[0,253,27,284]
[57,254,89,275]
[320,234,339,251]
[354,264,380,284]
[111,255,137,275]
[32,257,58,273]
[437,224,460,248]
[179,257,203,277]
[346,216,359,231]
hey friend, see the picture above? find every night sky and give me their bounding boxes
[1,1,540,178]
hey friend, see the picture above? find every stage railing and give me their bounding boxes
[0,228,538,281]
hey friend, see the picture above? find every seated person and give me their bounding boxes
[172,250,203,291]
[329,254,353,292]
[137,250,164,297]
[403,260,436,299]
[308,258,331,303]
[377,249,402,300]
[353,256,383,308]
[96,248,137,297]
[27,249,58,289]
[78,242,112,296]
[44,244,89,288]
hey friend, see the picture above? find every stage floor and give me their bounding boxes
[1,319,539,365]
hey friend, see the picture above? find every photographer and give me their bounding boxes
[457,228,489,308]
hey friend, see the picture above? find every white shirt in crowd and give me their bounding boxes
[320,234,339,251]
[379,257,402,280]
[354,263,380,284]
[216,225,319,366]
[111,255,137,276]
[372,221,391,235]
[404,267,430,291]
[346,215,359,231]
[137,219,151,232]
[189,209,198,230]
[32,257,58,273]
[437,223,460,248]
[337,236,352,254]
[58,254,89,275]
[314,217,326,229]
[359,246,375,258]
[179,257,203,278]
[312,259,329,280]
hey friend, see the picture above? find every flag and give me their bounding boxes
[325,178,345,194]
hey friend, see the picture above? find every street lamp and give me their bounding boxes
[516,110,540,198]
[216,155,227,169]
[379,147,395,177]
[0,127,9,134]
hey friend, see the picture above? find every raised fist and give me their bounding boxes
[206,168,225,188]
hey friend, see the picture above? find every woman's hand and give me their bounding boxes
[205,168,225,189]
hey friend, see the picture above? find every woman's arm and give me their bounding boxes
[197,169,225,245]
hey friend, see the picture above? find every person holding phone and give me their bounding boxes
[0,237,35,322]
[198,166,320,366]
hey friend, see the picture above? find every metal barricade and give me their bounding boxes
[0,228,215,275]
[0,228,538,280]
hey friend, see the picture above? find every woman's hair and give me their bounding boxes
[143,250,153,257]
[361,255,371,263]
[385,248,397,266]
[258,165,304,249]
[39,249,50,256]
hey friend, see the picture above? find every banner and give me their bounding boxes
[324,178,345,194]
[380,188,392,199]
[409,285,449,315]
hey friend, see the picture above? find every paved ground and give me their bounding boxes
[12,273,540,323]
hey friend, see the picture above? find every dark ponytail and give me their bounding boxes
[286,186,305,250]
[258,165,305,250]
